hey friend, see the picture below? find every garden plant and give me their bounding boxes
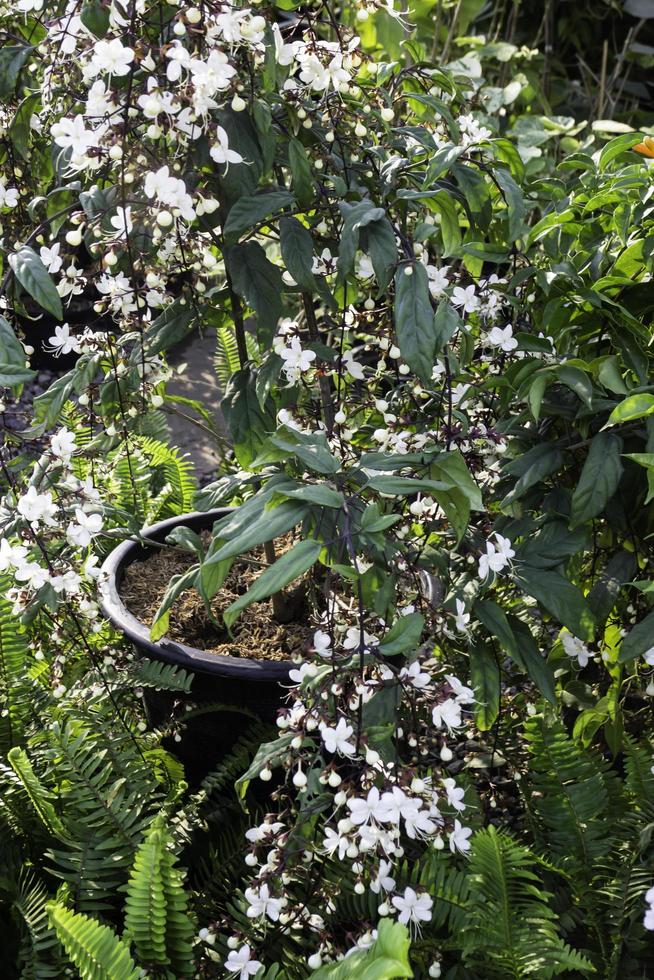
[0,0,654,978]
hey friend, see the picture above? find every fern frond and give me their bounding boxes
[460,827,596,978]
[0,579,31,752]
[47,903,143,980]
[124,813,195,976]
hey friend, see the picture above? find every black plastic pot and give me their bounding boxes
[99,508,292,782]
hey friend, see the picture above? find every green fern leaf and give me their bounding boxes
[47,903,142,980]
[124,813,195,975]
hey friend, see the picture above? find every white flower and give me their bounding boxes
[560,630,592,669]
[50,428,76,461]
[45,323,81,357]
[225,944,262,979]
[449,819,472,854]
[399,797,436,839]
[165,41,191,82]
[210,125,244,171]
[17,487,57,525]
[399,661,431,690]
[279,337,316,382]
[454,599,470,633]
[426,264,450,299]
[288,662,317,685]
[323,827,348,859]
[431,698,462,732]
[40,243,63,274]
[190,50,236,95]
[392,887,433,926]
[110,206,133,239]
[244,883,282,922]
[0,539,28,572]
[51,115,102,166]
[451,284,479,314]
[487,324,517,352]
[348,787,394,825]
[444,674,475,705]
[66,509,103,548]
[0,181,19,209]
[342,350,365,380]
[370,859,396,894]
[89,39,135,77]
[14,561,50,590]
[644,646,654,667]
[343,626,377,650]
[478,533,514,579]
[442,777,466,812]
[272,24,296,66]
[320,717,356,756]
[313,630,331,654]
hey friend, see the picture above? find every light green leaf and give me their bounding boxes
[378,612,425,656]
[206,500,307,565]
[605,393,654,427]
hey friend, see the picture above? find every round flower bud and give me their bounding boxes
[381,106,395,122]
[65,227,83,247]
[260,767,272,781]
[245,853,257,867]
[293,767,307,789]
[157,210,173,227]
[440,746,453,762]
[307,954,322,970]
[355,122,367,138]
[227,936,239,949]
[354,881,365,895]
[378,902,389,916]
[334,409,346,425]
[232,94,246,112]
[328,771,342,787]
[428,963,442,978]
[186,7,201,23]
[173,19,186,35]
[109,144,123,161]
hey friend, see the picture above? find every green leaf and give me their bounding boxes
[80,0,110,37]
[280,484,344,509]
[364,217,398,291]
[236,731,295,805]
[469,642,500,730]
[150,567,199,641]
[0,315,34,389]
[605,393,654,427]
[502,445,564,506]
[517,567,595,642]
[223,538,321,629]
[0,46,33,99]
[271,434,340,475]
[206,500,307,564]
[279,216,316,291]
[143,299,194,353]
[570,432,623,528]
[378,613,425,655]
[9,247,63,320]
[288,138,315,208]
[598,132,643,170]
[226,242,284,343]
[495,168,525,241]
[47,903,142,980]
[394,263,435,385]
[618,610,654,662]
[223,190,294,243]
[474,600,556,703]
[338,201,386,279]
[309,920,411,979]
[221,367,275,468]
[433,300,461,354]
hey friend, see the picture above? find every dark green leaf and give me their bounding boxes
[394,263,434,385]
[226,242,284,343]
[206,501,307,565]
[469,642,500,730]
[618,610,654,662]
[279,216,316,291]
[379,612,425,656]
[221,367,275,467]
[223,190,294,243]
[517,567,595,642]
[433,300,461,354]
[0,46,33,99]
[223,538,322,629]
[9,247,63,320]
[288,138,315,208]
[570,432,623,528]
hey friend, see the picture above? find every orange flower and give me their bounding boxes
[633,135,654,158]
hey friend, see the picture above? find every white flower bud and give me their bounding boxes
[156,210,173,227]
[307,954,322,970]
[260,767,272,781]
[381,106,395,122]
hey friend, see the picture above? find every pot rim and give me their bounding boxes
[99,507,294,681]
